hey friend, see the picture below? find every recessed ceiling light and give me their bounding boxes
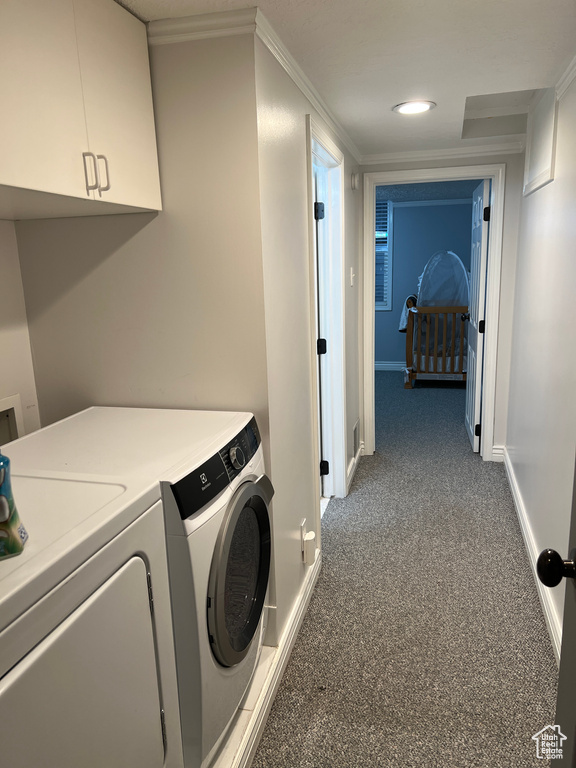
[392,101,437,115]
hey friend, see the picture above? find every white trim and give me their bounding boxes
[503,448,561,663]
[392,199,473,208]
[363,165,505,461]
[147,8,258,45]
[523,89,558,197]
[148,9,361,163]
[0,394,25,439]
[214,553,322,768]
[346,446,363,493]
[556,54,576,101]
[360,141,524,166]
[375,362,405,371]
[523,168,555,197]
[491,445,505,463]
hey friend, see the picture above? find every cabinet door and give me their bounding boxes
[0,557,165,768]
[0,0,89,199]
[73,0,162,210]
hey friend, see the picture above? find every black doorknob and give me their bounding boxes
[537,548,576,588]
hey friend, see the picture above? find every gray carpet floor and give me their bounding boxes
[251,372,558,768]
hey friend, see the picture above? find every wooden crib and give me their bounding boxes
[404,297,468,389]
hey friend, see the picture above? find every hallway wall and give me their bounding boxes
[506,77,576,632]
[254,36,361,636]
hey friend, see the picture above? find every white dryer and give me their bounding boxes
[0,406,273,768]
[162,414,274,768]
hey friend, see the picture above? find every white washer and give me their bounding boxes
[161,414,273,768]
[0,406,272,768]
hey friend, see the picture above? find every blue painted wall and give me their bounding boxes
[375,200,473,363]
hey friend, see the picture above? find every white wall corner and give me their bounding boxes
[503,447,562,664]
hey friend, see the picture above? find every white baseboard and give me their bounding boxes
[346,446,362,493]
[503,447,561,664]
[375,361,405,371]
[491,445,505,463]
[213,553,322,767]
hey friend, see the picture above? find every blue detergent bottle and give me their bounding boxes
[0,450,29,559]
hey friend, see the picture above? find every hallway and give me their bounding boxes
[252,372,557,767]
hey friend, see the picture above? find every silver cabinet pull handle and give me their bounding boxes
[82,152,99,196]
[96,154,111,195]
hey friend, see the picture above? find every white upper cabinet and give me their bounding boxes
[0,0,162,218]
[0,0,89,200]
[74,0,162,210]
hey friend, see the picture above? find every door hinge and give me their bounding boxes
[317,338,327,355]
[478,320,485,334]
[160,709,167,749]
[146,572,154,614]
[475,424,481,438]
[314,202,325,220]
[320,460,330,476]
[483,206,491,222]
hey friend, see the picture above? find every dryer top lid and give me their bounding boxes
[4,407,254,482]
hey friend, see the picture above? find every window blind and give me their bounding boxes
[375,200,391,310]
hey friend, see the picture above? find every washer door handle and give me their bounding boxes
[255,474,274,504]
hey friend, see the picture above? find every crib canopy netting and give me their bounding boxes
[417,250,469,307]
[403,250,470,389]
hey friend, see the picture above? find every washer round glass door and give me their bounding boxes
[207,478,272,667]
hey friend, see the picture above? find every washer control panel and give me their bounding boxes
[170,417,261,520]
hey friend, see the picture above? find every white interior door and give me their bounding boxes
[313,162,331,497]
[308,121,346,499]
[465,180,490,452]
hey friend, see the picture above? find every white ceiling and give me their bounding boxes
[119,0,576,160]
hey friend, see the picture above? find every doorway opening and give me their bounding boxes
[372,179,486,451]
[363,165,506,461]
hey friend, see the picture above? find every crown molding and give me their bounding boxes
[147,8,258,45]
[556,54,576,101]
[147,8,361,163]
[252,10,360,161]
[360,140,525,166]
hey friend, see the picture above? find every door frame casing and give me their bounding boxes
[306,115,347,499]
[363,164,506,461]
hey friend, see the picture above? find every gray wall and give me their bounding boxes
[16,34,267,430]
[375,200,473,363]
